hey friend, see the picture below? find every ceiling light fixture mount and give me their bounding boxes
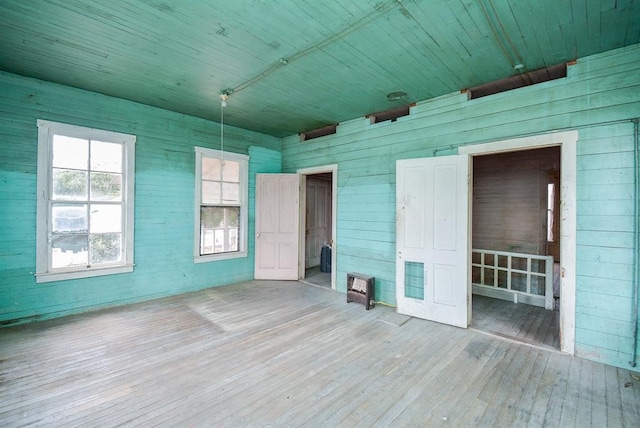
[220,88,233,107]
[386,91,407,101]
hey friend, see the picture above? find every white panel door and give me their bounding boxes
[255,174,300,280]
[396,155,470,328]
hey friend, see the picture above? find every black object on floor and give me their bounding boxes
[320,245,331,273]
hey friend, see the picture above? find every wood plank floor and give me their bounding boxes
[1,280,639,427]
[471,294,560,350]
[303,266,331,288]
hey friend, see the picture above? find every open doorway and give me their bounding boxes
[393,131,577,352]
[297,165,337,290]
[470,146,561,349]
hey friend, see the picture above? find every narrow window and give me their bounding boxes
[547,183,555,242]
[36,120,135,282]
[194,148,248,262]
[468,62,568,100]
[367,104,412,124]
[299,124,337,142]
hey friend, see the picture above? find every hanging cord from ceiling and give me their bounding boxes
[477,0,528,81]
[219,91,229,165]
[229,0,400,94]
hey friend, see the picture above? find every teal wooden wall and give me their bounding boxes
[282,44,640,370]
[0,71,281,325]
[1,43,639,371]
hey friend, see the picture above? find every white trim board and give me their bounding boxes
[460,130,578,355]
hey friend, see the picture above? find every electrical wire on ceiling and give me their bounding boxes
[228,0,401,95]
[391,1,463,84]
[477,0,529,83]
[394,1,441,49]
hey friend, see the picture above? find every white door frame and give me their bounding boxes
[297,164,338,290]
[459,130,577,355]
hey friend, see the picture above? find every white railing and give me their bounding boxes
[471,249,554,310]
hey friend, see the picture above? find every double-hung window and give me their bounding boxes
[194,147,248,262]
[36,120,135,283]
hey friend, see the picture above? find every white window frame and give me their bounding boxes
[194,147,248,263]
[35,120,136,283]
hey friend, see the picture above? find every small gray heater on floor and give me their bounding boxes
[346,272,375,310]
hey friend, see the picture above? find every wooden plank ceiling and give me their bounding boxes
[1,0,638,137]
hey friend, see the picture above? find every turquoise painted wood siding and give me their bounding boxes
[282,44,640,370]
[0,71,281,325]
[575,122,637,367]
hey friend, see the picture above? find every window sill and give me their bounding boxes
[194,251,247,264]
[35,264,134,283]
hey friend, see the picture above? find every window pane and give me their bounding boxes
[222,182,240,204]
[201,229,214,254]
[91,141,122,173]
[225,207,239,227]
[202,181,221,204]
[52,135,88,170]
[222,160,239,182]
[201,206,223,228]
[404,261,424,299]
[512,272,527,292]
[52,204,87,232]
[52,169,88,200]
[547,183,555,242]
[214,229,225,253]
[228,228,239,252]
[90,233,122,264]
[200,206,240,255]
[91,172,122,201]
[202,157,221,180]
[90,204,122,233]
[51,234,88,268]
[530,275,545,296]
